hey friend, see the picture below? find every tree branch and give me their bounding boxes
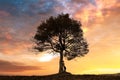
[59,33,63,50]
[48,36,60,52]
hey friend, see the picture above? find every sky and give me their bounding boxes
[0,0,120,75]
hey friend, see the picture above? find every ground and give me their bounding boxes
[0,73,120,80]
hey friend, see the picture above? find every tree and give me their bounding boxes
[33,14,89,73]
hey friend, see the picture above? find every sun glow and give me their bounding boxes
[83,27,88,33]
[82,68,120,74]
[38,53,58,62]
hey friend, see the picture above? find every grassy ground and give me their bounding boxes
[0,73,120,80]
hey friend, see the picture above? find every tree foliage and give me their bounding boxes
[34,14,89,60]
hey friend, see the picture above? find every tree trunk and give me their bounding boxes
[58,33,66,73]
[59,50,66,73]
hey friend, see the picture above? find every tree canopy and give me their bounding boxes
[34,14,89,60]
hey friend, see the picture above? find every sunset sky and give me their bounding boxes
[0,0,120,75]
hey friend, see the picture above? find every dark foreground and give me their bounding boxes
[0,73,120,80]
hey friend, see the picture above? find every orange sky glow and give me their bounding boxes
[0,0,120,75]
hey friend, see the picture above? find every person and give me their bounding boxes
[62,61,66,72]
[63,65,66,72]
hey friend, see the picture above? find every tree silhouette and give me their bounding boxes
[34,14,89,73]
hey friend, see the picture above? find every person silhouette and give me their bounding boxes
[63,65,66,72]
[61,61,66,72]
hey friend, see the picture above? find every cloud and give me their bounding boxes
[101,6,120,17]
[0,59,40,72]
[0,11,10,17]
[0,15,41,54]
[0,25,32,54]
[30,0,56,14]
[0,0,59,16]
[0,0,60,55]
[0,0,119,55]
[71,0,89,4]
[72,0,119,26]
